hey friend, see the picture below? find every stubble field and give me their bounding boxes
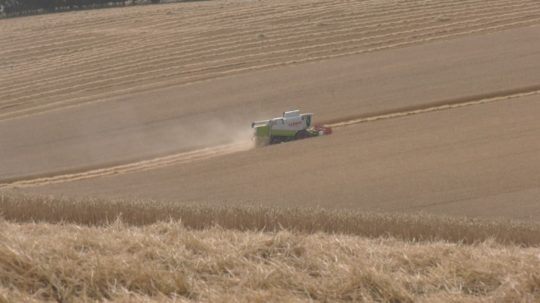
[2,0,540,120]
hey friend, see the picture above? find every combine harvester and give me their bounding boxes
[251,110,332,146]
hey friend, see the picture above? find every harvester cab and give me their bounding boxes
[251,110,332,146]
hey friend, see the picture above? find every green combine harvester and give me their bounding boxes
[251,110,332,146]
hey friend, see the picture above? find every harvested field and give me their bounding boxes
[2,0,540,120]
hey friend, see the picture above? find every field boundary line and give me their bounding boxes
[325,86,540,128]
[0,142,252,189]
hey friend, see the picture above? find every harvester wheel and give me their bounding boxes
[295,130,310,140]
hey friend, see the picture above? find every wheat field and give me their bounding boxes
[2,193,540,245]
[1,193,540,301]
[1,219,539,302]
[2,0,540,301]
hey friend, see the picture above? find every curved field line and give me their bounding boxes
[1,87,538,189]
[326,87,540,128]
[0,142,254,189]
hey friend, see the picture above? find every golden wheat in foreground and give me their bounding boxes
[0,194,539,302]
[1,221,539,302]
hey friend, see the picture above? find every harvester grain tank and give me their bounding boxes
[251,110,332,146]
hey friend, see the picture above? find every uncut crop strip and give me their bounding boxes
[1,0,540,120]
